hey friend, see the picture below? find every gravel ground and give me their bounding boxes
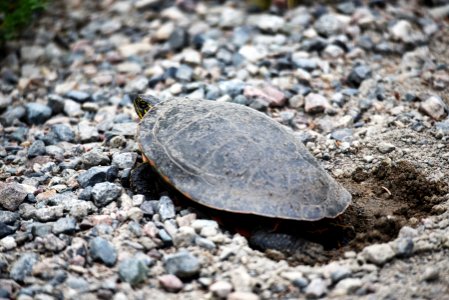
[1,0,449,299]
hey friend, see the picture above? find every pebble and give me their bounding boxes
[377,142,396,154]
[169,28,188,51]
[0,182,28,211]
[34,206,64,222]
[227,292,260,300]
[77,166,116,188]
[314,14,343,37]
[209,281,233,298]
[421,267,439,282]
[25,103,52,125]
[10,252,39,282]
[28,140,46,158]
[64,99,83,117]
[89,237,117,267]
[158,196,176,221]
[176,65,194,82]
[158,274,184,292]
[0,222,14,238]
[248,14,285,33]
[419,96,447,120]
[118,258,149,285]
[91,182,122,207]
[51,124,75,142]
[82,150,110,168]
[163,251,201,279]
[390,20,412,43]
[332,278,362,296]
[347,65,371,87]
[305,93,329,113]
[0,210,19,224]
[66,91,91,103]
[112,152,137,169]
[77,121,99,142]
[52,216,77,235]
[361,243,395,265]
[244,85,286,107]
[305,278,328,298]
[1,236,16,250]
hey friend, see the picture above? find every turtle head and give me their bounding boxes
[133,95,160,119]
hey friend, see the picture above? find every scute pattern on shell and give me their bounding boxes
[138,97,351,221]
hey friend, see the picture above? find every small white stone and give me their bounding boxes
[1,236,17,250]
[361,243,395,265]
[209,281,233,298]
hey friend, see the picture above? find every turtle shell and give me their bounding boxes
[138,97,351,221]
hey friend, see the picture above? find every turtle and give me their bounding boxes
[132,94,352,256]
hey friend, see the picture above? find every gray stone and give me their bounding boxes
[175,65,193,82]
[28,140,46,158]
[118,258,149,285]
[21,46,44,62]
[52,216,77,235]
[66,276,89,290]
[78,122,99,142]
[66,91,91,103]
[347,65,372,87]
[292,57,317,71]
[126,77,148,92]
[47,94,65,114]
[0,106,26,126]
[28,222,53,237]
[164,251,201,279]
[89,237,117,267]
[91,182,122,207]
[228,292,260,300]
[44,234,67,252]
[377,142,396,154]
[220,7,245,28]
[82,150,110,168]
[45,145,64,159]
[0,210,19,224]
[34,206,64,222]
[51,124,75,142]
[158,196,176,221]
[333,278,362,295]
[112,152,137,169]
[168,28,188,51]
[77,166,116,188]
[361,243,395,265]
[64,99,83,117]
[25,103,52,125]
[392,237,414,257]
[194,235,217,250]
[421,267,439,282]
[0,222,14,238]
[305,278,328,298]
[0,182,28,211]
[10,252,39,282]
[315,14,343,37]
[248,14,285,33]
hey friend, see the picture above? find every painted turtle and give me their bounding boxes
[133,95,351,224]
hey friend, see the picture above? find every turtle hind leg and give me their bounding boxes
[249,231,331,264]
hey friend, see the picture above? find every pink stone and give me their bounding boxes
[158,274,183,293]
[244,86,286,107]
